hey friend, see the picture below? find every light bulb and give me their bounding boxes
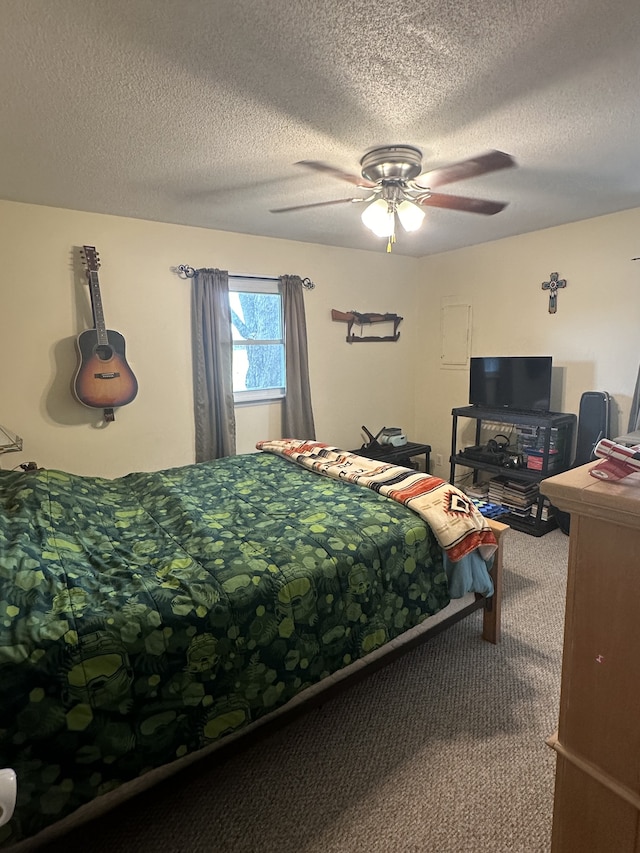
[361,199,395,237]
[397,200,425,232]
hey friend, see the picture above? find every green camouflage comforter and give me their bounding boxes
[0,452,468,845]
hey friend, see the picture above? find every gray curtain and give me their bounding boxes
[280,275,316,439]
[629,363,640,432]
[191,268,236,460]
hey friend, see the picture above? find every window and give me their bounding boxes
[229,277,285,403]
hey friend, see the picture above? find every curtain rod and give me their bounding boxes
[174,265,315,290]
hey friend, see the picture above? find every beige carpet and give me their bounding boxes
[45,528,568,853]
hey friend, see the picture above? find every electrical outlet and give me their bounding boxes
[436,453,443,467]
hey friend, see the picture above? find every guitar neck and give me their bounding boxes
[87,270,109,345]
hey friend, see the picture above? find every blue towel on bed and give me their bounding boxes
[443,550,494,598]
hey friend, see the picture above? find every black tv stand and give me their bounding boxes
[450,405,577,536]
[468,404,552,417]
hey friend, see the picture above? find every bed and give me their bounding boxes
[0,441,505,849]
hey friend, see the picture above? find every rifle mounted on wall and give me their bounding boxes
[331,309,403,343]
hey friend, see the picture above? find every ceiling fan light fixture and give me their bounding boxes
[284,146,515,252]
[396,200,425,232]
[361,198,395,237]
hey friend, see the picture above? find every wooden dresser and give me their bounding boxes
[541,463,640,852]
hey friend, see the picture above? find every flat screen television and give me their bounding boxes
[469,356,553,412]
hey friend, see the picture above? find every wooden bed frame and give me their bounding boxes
[6,518,508,851]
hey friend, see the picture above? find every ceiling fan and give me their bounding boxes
[271,146,516,251]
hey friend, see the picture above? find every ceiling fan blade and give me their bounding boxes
[270,197,359,213]
[415,150,515,189]
[295,160,377,188]
[414,192,508,215]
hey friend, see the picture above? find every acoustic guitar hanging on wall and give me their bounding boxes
[74,245,138,422]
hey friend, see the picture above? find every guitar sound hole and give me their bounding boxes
[95,345,114,361]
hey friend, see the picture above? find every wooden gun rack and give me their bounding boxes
[331,309,403,342]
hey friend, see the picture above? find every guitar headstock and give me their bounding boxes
[81,245,100,273]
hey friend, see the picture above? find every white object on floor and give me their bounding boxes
[0,768,16,827]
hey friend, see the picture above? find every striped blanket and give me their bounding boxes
[256,440,497,562]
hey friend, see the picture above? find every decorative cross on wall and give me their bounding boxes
[541,272,567,314]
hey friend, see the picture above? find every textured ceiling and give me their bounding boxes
[1,0,640,257]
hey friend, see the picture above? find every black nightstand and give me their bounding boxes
[350,441,431,473]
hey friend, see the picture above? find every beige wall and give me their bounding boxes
[2,199,639,479]
[415,208,640,478]
[0,200,419,476]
